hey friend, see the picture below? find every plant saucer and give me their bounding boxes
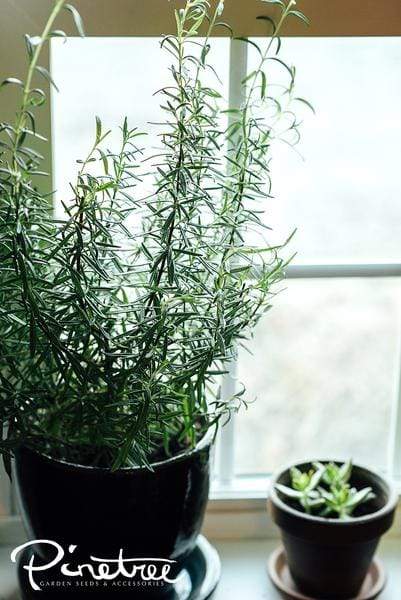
[267,546,386,600]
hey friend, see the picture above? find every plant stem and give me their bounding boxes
[12,0,66,171]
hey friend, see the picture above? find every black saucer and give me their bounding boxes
[18,535,220,600]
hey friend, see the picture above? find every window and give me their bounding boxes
[236,277,401,474]
[51,33,401,496]
[233,37,401,479]
[214,36,401,494]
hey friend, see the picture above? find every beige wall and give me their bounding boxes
[2,0,401,38]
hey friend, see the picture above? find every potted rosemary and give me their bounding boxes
[1,0,308,595]
[269,460,397,599]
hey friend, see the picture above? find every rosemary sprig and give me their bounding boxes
[0,0,309,469]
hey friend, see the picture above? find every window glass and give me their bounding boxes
[235,278,401,474]
[51,37,230,213]
[52,37,401,479]
[248,37,401,264]
[53,37,401,262]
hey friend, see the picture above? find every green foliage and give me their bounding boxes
[276,461,376,520]
[0,0,309,468]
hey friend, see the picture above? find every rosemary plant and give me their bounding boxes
[0,0,309,469]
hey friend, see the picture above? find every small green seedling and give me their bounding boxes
[276,461,375,520]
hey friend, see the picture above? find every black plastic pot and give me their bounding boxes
[13,431,213,566]
[269,461,397,599]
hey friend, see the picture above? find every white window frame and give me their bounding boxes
[214,263,401,500]
[1,1,401,530]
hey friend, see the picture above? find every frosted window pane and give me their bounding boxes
[235,278,401,474]
[248,38,401,264]
[51,37,230,212]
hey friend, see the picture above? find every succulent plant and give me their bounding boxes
[276,461,375,520]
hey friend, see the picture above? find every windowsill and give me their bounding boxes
[213,538,401,599]
[0,539,400,599]
[0,493,400,598]
[1,494,400,545]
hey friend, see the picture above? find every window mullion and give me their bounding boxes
[216,37,248,489]
[286,264,401,279]
[389,336,401,480]
[217,362,238,487]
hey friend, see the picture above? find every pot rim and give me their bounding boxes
[19,426,215,474]
[269,458,398,526]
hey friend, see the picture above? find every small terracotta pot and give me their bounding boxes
[269,460,397,599]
